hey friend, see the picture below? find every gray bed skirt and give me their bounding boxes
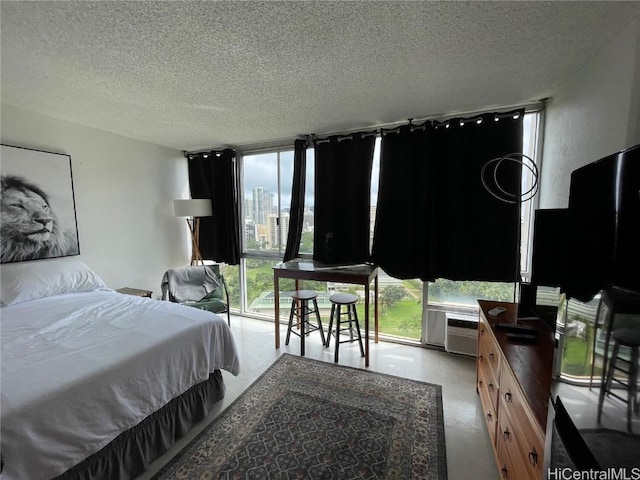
[54,370,226,480]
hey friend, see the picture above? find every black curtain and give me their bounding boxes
[188,149,241,265]
[372,110,524,282]
[372,124,435,280]
[283,139,307,262]
[313,133,375,264]
[432,111,523,281]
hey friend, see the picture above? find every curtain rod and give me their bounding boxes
[182,148,233,158]
[187,99,547,154]
[314,107,528,144]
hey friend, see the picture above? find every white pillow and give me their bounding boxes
[1,258,106,306]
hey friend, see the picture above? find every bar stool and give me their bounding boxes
[285,290,325,357]
[326,293,365,363]
[598,327,640,432]
[589,287,640,390]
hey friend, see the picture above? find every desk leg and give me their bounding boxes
[274,273,280,349]
[374,274,379,343]
[365,282,370,367]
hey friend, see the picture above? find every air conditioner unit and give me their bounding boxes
[445,313,478,356]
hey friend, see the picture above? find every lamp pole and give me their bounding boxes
[174,199,212,266]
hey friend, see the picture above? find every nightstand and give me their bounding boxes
[116,287,152,298]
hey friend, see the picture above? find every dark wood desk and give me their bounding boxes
[273,259,379,366]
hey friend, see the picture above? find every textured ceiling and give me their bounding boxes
[2,1,639,151]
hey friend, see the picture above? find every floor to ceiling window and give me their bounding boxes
[239,149,326,317]
[221,109,543,346]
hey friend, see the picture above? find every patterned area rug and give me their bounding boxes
[154,354,447,479]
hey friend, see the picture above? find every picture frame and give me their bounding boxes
[0,144,80,263]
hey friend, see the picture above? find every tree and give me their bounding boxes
[380,285,406,311]
[245,236,262,251]
[299,231,314,253]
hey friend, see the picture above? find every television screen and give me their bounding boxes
[562,144,640,301]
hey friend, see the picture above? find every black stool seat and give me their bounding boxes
[285,290,325,357]
[290,289,319,301]
[326,293,364,363]
[329,293,359,305]
[613,328,640,347]
[599,327,640,432]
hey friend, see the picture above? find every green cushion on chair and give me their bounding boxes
[183,297,227,313]
[200,285,224,302]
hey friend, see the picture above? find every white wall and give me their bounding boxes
[540,18,640,208]
[1,104,192,297]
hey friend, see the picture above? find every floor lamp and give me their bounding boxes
[173,199,213,266]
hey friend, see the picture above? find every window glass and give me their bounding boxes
[299,148,315,255]
[244,258,326,317]
[219,263,241,310]
[520,112,539,275]
[428,279,514,306]
[558,294,600,379]
[242,151,293,254]
[243,153,277,252]
[376,270,422,340]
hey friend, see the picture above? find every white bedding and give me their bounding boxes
[0,288,240,480]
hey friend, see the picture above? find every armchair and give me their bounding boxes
[161,264,231,326]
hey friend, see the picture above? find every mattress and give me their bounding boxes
[0,289,240,480]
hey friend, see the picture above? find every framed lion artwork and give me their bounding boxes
[0,144,80,263]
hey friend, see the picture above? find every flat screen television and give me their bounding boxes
[562,144,640,302]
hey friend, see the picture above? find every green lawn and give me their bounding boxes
[560,325,601,378]
[561,337,590,376]
[356,298,422,340]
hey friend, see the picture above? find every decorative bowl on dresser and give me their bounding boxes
[477,300,555,480]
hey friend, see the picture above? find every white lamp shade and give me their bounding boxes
[173,199,212,217]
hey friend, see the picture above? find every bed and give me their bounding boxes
[0,258,240,480]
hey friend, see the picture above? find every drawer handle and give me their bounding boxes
[481,328,485,335]
[487,383,495,392]
[486,412,493,422]
[502,427,511,441]
[504,389,512,403]
[489,352,495,360]
[501,465,508,478]
[529,447,538,466]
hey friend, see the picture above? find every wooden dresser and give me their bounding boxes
[476,301,555,480]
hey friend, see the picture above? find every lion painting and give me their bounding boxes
[0,175,79,263]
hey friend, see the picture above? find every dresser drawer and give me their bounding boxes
[497,426,537,480]
[498,406,543,480]
[478,346,500,411]
[499,366,545,479]
[478,319,501,378]
[477,366,499,446]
